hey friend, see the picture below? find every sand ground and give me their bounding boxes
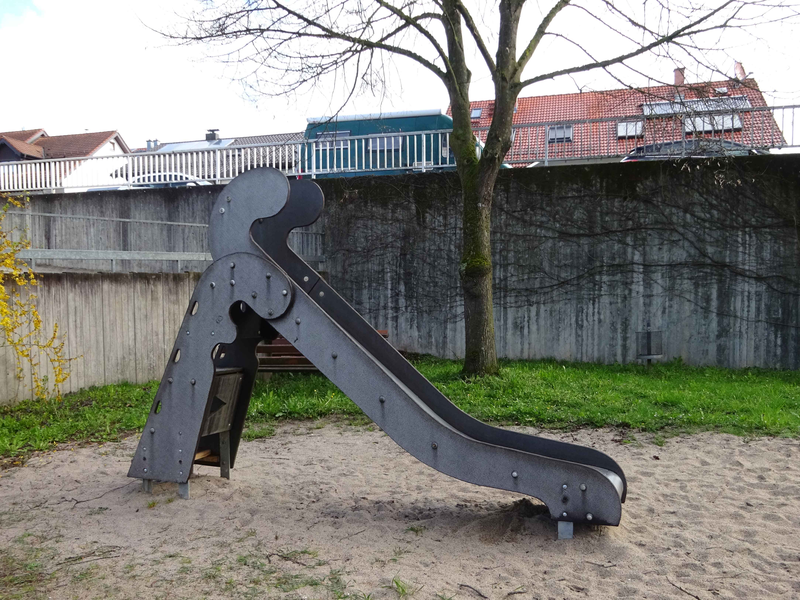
[1,421,798,599]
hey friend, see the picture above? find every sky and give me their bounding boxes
[3,0,800,149]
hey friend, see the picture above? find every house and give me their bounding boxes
[456,64,781,165]
[0,129,130,191]
[304,109,458,177]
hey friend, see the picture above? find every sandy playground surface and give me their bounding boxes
[1,422,799,599]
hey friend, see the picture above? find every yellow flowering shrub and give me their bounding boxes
[0,194,72,400]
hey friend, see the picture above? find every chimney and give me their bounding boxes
[146,139,152,151]
[206,129,220,141]
[734,61,747,80]
[674,67,685,86]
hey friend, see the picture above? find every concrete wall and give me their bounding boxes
[1,272,200,403]
[1,156,797,402]
[313,156,799,369]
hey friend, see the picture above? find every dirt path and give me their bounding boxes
[1,422,798,599]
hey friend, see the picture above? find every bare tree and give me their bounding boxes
[169,0,798,375]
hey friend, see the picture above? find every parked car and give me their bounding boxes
[126,173,212,188]
[621,139,769,162]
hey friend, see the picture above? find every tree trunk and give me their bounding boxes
[460,161,500,375]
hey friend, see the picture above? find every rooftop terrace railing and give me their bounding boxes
[1,105,796,193]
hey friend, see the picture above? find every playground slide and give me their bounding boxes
[129,168,626,538]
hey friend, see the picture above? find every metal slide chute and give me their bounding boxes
[129,168,626,537]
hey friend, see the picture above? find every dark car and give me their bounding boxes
[621,139,769,162]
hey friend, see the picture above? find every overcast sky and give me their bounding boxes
[3,0,800,149]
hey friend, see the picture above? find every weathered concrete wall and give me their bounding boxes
[314,156,799,369]
[2,157,797,402]
[0,272,200,403]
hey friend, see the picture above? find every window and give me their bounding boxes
[368,136,403,151]
[315,130,351,149]
[109,142,116,151]
[642,95,751,116]
[684,115,743,133]
[617,121,644,138]
[548,124,573,143]
[470,108,482,120]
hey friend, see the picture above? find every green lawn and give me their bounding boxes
[1,357,799,465]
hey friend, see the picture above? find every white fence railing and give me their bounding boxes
[1,105,796,193]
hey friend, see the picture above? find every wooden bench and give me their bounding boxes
[256,330,389,373]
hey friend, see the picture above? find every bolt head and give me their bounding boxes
[190,379,196,385]
[586,513,593,521]
[562,512,568,518]
[168,377,173,383]
[230,279,235,286]
[512,471,518,479]
[303,276,309,282]
[580,484,586,491]
[226,196,231,202]
[219,207,225,214]
[295,318,301,325]
[143,468,147,473]
[179,471,183,476]
[331,352,338,359]
[211,331,215,336]
[268,309,274,316]
[266,273,272,279]
[282,290,288,296]
[230,262,235,269]
[319,291,325,298]
[431,442,438,450]
[210,282,216,288]
[562,484,568,490]
[379,396,385,403]
[143,448,146,452]
[252,292,257,298]
[150,428,155,434]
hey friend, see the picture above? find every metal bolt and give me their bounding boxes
[230,279,235,286]
[186,330,190,335]
[331,352,338,359]
[512,471,518,479]
[168,377,173,383]
[319,291,325,298]
[178,449,181,453]
[379,396,385,403]
[230,262,235,269]
[190,379,196,385]
[586,513,593,521]
[295,318,301,325]
[562,484,568,490]
[211,331,215,336]
[268,309,274,316]
[179,471,183,476]
[219,207,225,214]
[252,292,257,298]
[282,289,288,296]
[303,276,309,282]
[143,468,147,473]
[210,282,216,288]
[226,196,231,202]
[143,448,146,452]
[580,484,586,491]
[150,428,155,434]
[266,273,272,279]
[431,442,438,450]
[562,512,568,518]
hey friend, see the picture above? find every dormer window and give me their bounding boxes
[470,108,482,120]
[548,124,573,143]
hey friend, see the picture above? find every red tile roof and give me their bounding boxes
[0,136,44,159]
[33,131,129,159]
[450,79,776,164]
[0,129,47,144]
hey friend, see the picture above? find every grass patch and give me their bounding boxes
[248,358,800,437]
[1,358,799,466]
[0,382,155,465]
